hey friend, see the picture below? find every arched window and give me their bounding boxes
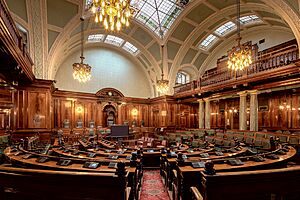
[176,71,190,85]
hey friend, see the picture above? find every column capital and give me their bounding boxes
[237,91,247,97]
[197,99,204,103]
[248,90,258,95]
[203,98,211,102]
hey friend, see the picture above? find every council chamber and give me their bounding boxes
[1,0,300,199]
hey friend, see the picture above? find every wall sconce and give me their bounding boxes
[161,110,167,116]
[131,108,138,116]
[76,106,83,113]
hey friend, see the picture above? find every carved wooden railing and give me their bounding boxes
[174,41,299,94]
[174,80,198,94]
[0,0,34,81]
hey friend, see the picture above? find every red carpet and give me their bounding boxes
[140,170,170,200]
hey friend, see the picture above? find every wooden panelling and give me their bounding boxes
[27,91,47,128]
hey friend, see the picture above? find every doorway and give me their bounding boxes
[103,105,116,127]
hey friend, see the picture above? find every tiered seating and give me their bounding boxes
[0,166,131,200]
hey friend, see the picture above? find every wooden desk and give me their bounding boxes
[176,147,296,200]
[0,164,131,200]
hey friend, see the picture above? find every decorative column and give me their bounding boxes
[198,99,205,128]
[238,91,247,130]
[204,98,211,129]
[28,0,47,78]
[117,105,122,124]
[249,90,258,131]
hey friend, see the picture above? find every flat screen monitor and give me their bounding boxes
[111,125,129,137]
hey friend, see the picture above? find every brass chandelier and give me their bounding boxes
[90,0,135,31]
[155,0,169,95]
[227,0,252,71]
[156,45,169,94]
[72,18,92,83]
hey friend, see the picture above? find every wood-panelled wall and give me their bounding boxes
[209,89,300,131]
[2,80,300,135]
[52,91,198,129]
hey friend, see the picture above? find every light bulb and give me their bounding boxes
[92,6,96,13]
[95,14,99,23]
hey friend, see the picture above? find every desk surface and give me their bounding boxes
[178,147,297,173]
[4,147,136,173]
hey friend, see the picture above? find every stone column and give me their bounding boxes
[198,99,205,128]
[238,91,247,130]
[204,98,211,129]
[249,90,258,131]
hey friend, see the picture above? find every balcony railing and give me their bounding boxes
[174,41,299,95]
[0,0,34,81]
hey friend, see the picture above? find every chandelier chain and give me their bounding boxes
[72,17,92,83]
[237,0,241,44]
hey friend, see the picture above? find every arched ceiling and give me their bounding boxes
[6,0,300,96]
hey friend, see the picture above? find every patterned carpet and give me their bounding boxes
[140,170,170,200]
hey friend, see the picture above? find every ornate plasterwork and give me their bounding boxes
[28,0,45,79]
[264,0,300,53]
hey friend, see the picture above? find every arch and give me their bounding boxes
[54,46,154,98]
[102,104,117,127]
[167,1,299,93]
[96,88,124,98]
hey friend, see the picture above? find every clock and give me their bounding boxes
[108,92,113,96]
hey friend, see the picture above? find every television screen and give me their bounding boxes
[111,125,129,137]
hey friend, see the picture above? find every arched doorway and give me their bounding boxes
[103,105,117,127]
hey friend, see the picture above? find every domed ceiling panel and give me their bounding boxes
[131,27,153,46]
[167,40,181,60]
[148,42,161,61]
[255,11,282,19]
[48,30,60,51]
[193,53,208,70]
[193,31,208,46]
[286,0,299,13]
[171,21,195,41]
[6,0,27,22]
[47,0,78,28]
[265,20,288,27]
[186,3,214,24]
[181,48,198,65]
[207,0,236,10]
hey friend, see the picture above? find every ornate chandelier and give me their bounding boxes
[73,18,91,83]
[157,78,169,94]
[227,0,252,71]
[90,0,135,31]
[156,45,169,95]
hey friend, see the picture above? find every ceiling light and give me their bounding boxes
[227,0,253,71]
[72,18,92,83]
[89,0,135,31]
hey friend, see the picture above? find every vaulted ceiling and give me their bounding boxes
[6,0,300,95]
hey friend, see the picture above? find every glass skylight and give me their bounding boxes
[134,0,182,37]
[239,15,261,24]
[87,34,105,42]
[214,21,236,36]
[86,34,139,56]
[104,35,124,47]
[122,42,140,55]
[199,34,218,50]
[85,0,183,37]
